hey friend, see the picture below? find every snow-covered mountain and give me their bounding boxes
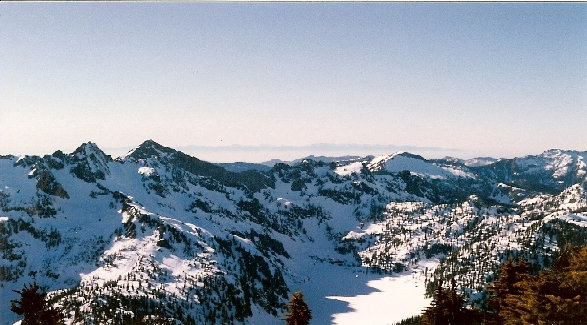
[1,141,586,324]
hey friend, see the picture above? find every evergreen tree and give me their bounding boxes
[394,315,423,325]
[447,279,466,324]
[514,245,587,324]
[422,280,449,325]
[283,291,312,325]
[10,282,64,325]
[486,258,529,324]
[422,279,478,325]
[485,245,587,324]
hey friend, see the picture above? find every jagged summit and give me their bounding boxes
[69,142,112,182]
[71,142,111,161]
[72,141,100,153]
[119,140,275,193]
[125,139,177,160]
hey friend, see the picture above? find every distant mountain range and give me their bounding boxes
[1,140,585,324]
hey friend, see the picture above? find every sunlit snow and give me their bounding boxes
[328,262,436,325]
[328,278,427,324]
[137,166,156,176]
[335,162,364,176]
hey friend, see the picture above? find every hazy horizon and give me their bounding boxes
[2,139,582,164]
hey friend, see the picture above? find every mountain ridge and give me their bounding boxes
[0,140,585,324]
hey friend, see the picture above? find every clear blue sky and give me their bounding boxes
[1,2,585,162]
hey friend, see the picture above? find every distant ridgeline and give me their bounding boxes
[1,140,586,324]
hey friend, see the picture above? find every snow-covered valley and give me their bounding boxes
[1,141,586,324]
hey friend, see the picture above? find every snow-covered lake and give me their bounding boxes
[276,259,437,325]
[327,272,432,324]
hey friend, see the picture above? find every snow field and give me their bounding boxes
[328,261,437,325]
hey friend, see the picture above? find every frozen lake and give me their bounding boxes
[327,272,432,325]
[276,260,438,325]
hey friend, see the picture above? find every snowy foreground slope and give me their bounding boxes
[1,141,586,324]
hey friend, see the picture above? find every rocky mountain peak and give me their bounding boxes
[125,139,177,161]
[69,142,111,182]
[71,142,111,163]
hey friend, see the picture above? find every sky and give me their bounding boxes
[1,2,585,162]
